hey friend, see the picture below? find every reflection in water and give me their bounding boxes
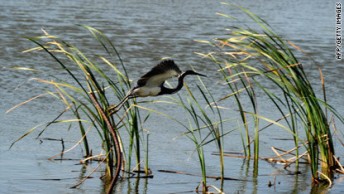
[310,182,330,194]
[113,176,149,194]
[239,159,251,193]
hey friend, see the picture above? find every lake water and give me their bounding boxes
[1,0,343,193]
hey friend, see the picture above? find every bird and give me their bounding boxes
[108,59,206,114]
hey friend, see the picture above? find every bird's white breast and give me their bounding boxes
[132,86,161,97]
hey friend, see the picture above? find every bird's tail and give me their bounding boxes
[107,90,133,115]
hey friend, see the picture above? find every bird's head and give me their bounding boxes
[180,70,207,78]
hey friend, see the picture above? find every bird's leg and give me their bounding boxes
[107,91,134,115]
[107,96,129,115]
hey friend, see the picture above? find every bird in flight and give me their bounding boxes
[108,59,206,114]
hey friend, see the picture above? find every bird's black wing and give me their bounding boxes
[137,59,182,87]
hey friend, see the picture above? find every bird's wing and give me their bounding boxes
[137,60,182,87]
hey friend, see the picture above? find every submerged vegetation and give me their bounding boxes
[9,5,344,193]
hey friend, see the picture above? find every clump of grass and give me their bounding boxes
[172,79,232,192]
[9,26,147,193]
[197,4,344,184]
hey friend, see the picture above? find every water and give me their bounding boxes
[1,0,343,193]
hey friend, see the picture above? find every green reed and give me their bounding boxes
[171,78,230,192]
[197,4,344,183]
[218,62,260,173]
[10,26,146,193]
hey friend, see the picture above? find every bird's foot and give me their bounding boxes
[106,105,118,116]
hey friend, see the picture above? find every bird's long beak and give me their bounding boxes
[178,70,207,78]
[194,72,207,77]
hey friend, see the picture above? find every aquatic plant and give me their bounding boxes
[10,26,146,193]
[196,4,344,183]
[173,81,230,192]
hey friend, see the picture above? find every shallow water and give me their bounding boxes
[1,0,344,193]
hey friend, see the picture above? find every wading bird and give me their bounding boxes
[108,59,206,114]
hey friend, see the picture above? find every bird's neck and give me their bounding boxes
[158,73,187,95]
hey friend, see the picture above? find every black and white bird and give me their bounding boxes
[108,59,206,113]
